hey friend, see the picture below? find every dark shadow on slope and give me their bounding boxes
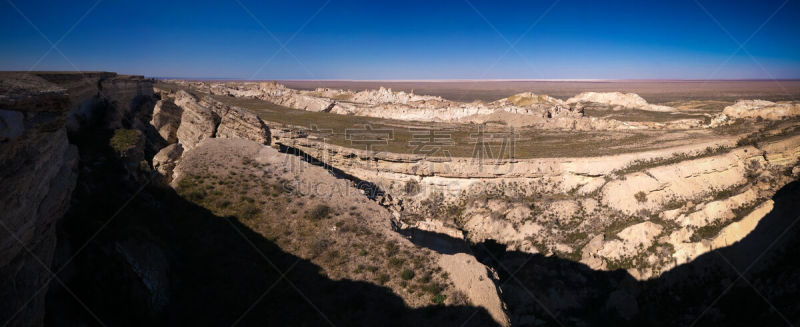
[276,143,390,201]
[399,228,472,256]
[42,118,498,327]
[469,180,800,327]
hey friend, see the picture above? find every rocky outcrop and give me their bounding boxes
[0,72,156,327]
[670,200,775,265]
[149,88,271,182]
[170,80,755,131]
[150,99,182,143]
[722,100,800,120]
[153,143,183,183]
[0,107,77,326]
[600,148,761,215]
[167,80,596,129]
[0,73,274,326]
[566,92,676,112]
[269,117,800,279]
[761,134,800,167]
[158,89,270,149]
[173,91,218,150]
[215,105,270,144]
[596,222,663,261]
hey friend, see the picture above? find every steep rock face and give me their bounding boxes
[173,91,218,150]
[670,200,775,265]
[150,99,182,143]
[159,89,271,149]
[98,76,156,130]
[0,72,154,327]
[0,77,78,327]
[214,105,270,145]
[152,143,184,184]
[147,88,271,183]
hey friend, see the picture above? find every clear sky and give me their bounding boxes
[1,0,799,80]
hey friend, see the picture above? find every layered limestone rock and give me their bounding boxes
[215,104,271,144]
[1,73,274,326]
[760,134,800,167]
[0,72,154,326]
[268,121,800,279]
[168,80,750,131]
[596,222,663,261]
[351,86,442,105]
[148,88,270,182]
[722,100,800,120]
[157,89,270,152]
[173,91,218,150]
[152,143,184,183]
[600,147,762,215]
[566,92,676,112]
[0,102,77,326]
[166,80,606,129]
[151,99,182,143]
[669,200,775,265]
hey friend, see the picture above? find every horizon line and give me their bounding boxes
[150,76,800,82]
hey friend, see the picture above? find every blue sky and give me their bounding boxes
[1,0,799,79]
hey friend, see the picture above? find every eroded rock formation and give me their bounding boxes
[566,91,677,112]
[0,72,152,326]
[3,73,800,326]
[722,99,800,120]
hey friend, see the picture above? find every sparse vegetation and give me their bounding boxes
[306,204,332,220]
[691,222,725,242]
[614,147,730,176]
[431,293,447,305]
[109,129,140,152]
[401,269,415,281]
[169,156,455,309]
[635,191,648,203]
[404,179,421,195]
[377,273,390,285]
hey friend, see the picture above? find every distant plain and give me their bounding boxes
[276,80,800,103]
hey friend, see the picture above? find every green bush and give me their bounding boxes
[384,242,398,256]
[238,203,261,220]
[186,190,206,202]
[634,191,647,203]
[420,282,443,295]
[306,204,331,220]
[431,294,446,305]
[388,257,405,269]
[404,179,421,195]
[419,273,432,284]
[109,129,140,153]
[215,199,232,208]
[377,273,390,285]
[401,269,415,280]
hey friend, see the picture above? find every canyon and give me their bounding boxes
[2,72,799,326]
